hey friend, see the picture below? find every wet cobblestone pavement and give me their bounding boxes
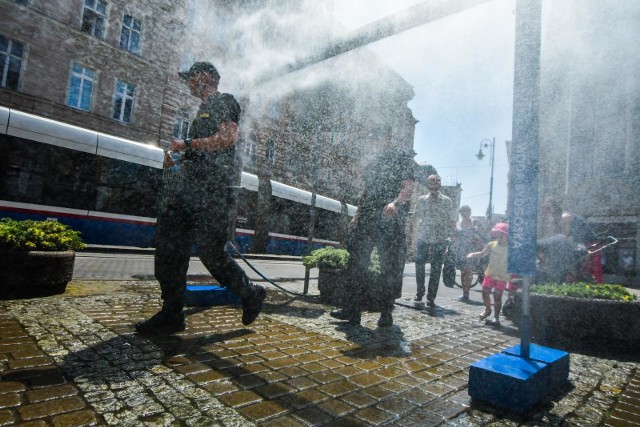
[1,280,639,426]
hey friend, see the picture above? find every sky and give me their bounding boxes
[332,0,516,218]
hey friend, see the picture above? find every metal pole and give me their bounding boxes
[520,276,531,358]
[488,136,495,220]
[303,127,323,294]
[509,0,542,360]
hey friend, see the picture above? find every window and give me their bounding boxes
[112,80,135,123]
[242,139,257,165]
[67,63,94,111]
[265,139,276,165]
[81,0,107,39]
[119,15,141,54]
[0,35,24,90]
[173,109,190,139]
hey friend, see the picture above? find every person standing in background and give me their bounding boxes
[453,205,483,301]
[413,175,456,307]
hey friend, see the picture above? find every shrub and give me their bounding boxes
[0,218,86,252]
[303,247,349,269]
[302,246,382,274]
[531,282,637,301]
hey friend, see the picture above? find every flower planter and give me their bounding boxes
[318,268,345,306]
[317,268,385,311]
[512,293,640,352]
[0,251,75,299]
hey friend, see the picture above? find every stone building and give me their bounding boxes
[536,0,640,284]
[1,0,417,208]
[0,0,190,147]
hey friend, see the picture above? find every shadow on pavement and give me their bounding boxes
[53,330,346,424]
[334,322,412,359]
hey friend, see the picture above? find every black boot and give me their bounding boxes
[330,308,360,325]
[135,310,185,334]
[329,309,350,320]
[377,310,393,327]
[242,284,266,325]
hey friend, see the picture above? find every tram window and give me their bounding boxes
[316,209,343,241]
[234,188,257,230]
[269,197,294,235]
[92,156,162,217]
[0,135,94,210]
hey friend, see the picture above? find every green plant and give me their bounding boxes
[531,282,637,301]
[302,246,382,274]
[0,218,86,252]
[303,247,349,269]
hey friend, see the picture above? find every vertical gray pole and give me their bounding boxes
[509,0,542,360]
[303,128,323,294]
[488,136,495,219]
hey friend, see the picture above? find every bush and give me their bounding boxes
[302,246,383,274]
[303,247,349,269]
[0,218,86,252]
[531,282,636,301]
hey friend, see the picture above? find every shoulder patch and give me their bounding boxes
[200,113,210,118]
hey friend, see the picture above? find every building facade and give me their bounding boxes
[0,0,191,146]
[2,0,419,250]
[536,0,640,284]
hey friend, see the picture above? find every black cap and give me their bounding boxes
[178,61,220,81]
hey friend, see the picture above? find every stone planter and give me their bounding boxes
[0,251,75,299]
[318,268,345,306]
[317,268,384,311]
[512,293,640,352]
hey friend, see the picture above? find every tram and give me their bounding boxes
[0,106,355,255]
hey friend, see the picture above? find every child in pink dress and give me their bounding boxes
[467,223,510,326]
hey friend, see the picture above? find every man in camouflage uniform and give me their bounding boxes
[136,62,265,333]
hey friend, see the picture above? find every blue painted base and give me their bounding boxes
[469,354,549,413]
[469,344,570,414]
[184,285,241,306]
[502,344,570,390]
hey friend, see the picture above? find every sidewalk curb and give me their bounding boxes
[82,244,302,262]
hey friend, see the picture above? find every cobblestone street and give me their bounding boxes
[1,279,639,426]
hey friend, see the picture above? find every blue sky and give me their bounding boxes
[332,0,516,217]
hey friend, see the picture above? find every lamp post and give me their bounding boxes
[476,137,496,220]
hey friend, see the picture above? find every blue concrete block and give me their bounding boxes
[469,353,550,414]
[184,285,241,306]
[502,344,570,390]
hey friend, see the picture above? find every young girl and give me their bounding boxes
[467,222,510,326]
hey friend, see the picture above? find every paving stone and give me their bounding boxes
[354,406,396,425]
[0,393,21,409]
[51,409,99,427]
[377,396,417,416]
[349,373,385,388]
[18,396,86,420]
[0,410,15,426]
[25,384,79,403]
[238,399,289,422]
[261,414,305,427]
[219,390,263,408]
[340,392,377,409]
[292,406,334,426]
[281,389,330,409]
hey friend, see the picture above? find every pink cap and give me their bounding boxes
[491,222,509,235]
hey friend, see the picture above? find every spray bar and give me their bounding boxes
[252,0,494,87]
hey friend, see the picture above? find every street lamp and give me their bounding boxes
[476,137,496,220]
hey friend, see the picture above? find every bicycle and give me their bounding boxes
[453,257,487,288]
[502,235,618,319]
[537,234,618,284]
